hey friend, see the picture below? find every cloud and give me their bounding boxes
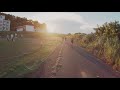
[48,19,82,33]
[79,23,95,34]
[34,12,85,23]
[3,12,95,34]
[35,12,95,34]
[47,19,95,34]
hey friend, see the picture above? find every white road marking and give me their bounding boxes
[81,71,87,78]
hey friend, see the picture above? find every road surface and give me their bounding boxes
[27,39,120,78]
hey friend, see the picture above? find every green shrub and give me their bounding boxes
[75,21,120,71]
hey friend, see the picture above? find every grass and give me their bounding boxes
[75,34,120,71]
[0,38,41,57]
[0,36,62,78]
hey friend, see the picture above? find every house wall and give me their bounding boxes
[25,25,34,32]
[0,19,3,31]
[0,15,10,31]
[3,20,10,31]
[17,28,24,31]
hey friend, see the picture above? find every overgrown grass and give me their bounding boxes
[75,34,120,71]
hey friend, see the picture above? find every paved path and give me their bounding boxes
[27,40,120,78]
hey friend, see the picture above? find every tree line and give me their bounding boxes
[0,12,47,31]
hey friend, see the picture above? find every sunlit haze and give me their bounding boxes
[1,12,120,78]
[3,12,120,34]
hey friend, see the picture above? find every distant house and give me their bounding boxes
[0,15,10,31]
[16,26,24,31]
[16,25,35,32]
[0,15,5,20]
[3,20,10,31]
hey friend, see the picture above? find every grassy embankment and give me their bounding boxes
[0,32,62,78]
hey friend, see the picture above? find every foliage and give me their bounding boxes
[0,12,47,31]
[74,21,120,70]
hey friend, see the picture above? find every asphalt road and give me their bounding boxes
[28,39,120,78]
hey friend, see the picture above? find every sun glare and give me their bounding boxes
[47,23,56,33]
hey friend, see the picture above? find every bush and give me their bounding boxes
[75,21,120,71]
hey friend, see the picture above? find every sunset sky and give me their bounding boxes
[3,12,120,34]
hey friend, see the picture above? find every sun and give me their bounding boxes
[46,23,56,33]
